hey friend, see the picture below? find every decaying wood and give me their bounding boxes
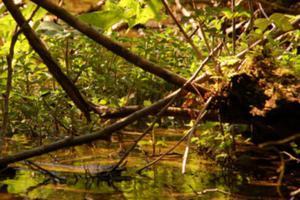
[215,73,300,145]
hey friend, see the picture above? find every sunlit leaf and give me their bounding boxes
[254,18,270,32]
[78,10,123,30]
[270,13,293,32]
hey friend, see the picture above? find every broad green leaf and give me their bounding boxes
[254,18,270,31]
[78,10,123,30]
[222,8,233,19]
[134,0,163,26]
[270,13,293,32]
[118,0,140,19]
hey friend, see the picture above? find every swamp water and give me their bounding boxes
[0,129,295,200]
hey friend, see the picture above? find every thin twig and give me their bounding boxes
[182,97,212,174]
[231,0,236,54]
[112,43,222,170]
[198,21,211,52]
[25,160,65,182]
[259,133,300,148]
[138,97,212,173]
[281,151,300,163]
[137,127,190,173]
[290,188,300,197]
[188,185,232,196]
[236,15,300,59]
[258,3,275,28]
[1,5,40,135]
[162,0,203,59]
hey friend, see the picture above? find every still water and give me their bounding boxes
[0,129,292,200]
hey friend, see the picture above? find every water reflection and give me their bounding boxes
[0,130,295,200]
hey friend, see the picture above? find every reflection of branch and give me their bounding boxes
[25,160,65,182]
[137,126,189,173]
[25,178,51,195]
[136,97,212,174]
[276,151,284,198]
[188,185,231,196]
[182,97,212,174]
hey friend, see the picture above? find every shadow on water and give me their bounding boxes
[0,129,298,200]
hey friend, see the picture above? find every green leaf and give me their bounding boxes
[134,0,163,26]
[99,99,107,105]
[143,100,152,107]
[222,8,233,19]
[218,56,241,67]
[78,10,123,30]
[270,13,293,32]
[118,0,140,19]
[254,18,270,32]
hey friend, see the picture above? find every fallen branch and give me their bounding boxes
[95,105,200,119]
[30,0,209,95]
[259,133,300,148]
[112,43,222,170]
[182,97,212,174]
[136,97,212,173]
[0,92,177,168]
[2,6,40,135]
[237,16,300,59]
[3,0,92,120]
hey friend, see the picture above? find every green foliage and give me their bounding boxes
[192,122,246,163]
[79,0,164,30]
[0,0,299,138]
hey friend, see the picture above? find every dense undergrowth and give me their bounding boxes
[0,0,299,166]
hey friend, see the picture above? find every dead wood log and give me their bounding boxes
[214,73,300,145]
[95,105,221,122]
